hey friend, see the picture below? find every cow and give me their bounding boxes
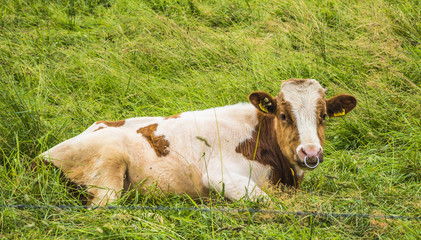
[40,79,357,206]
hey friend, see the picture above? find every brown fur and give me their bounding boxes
[137,124,170,157]
[96,120,126,127]
[274,94,302,166]
[235,112,298,187]
[94,126,105,132]
[241,83,332,187]
[284,78,308,84]
[248,92,277,114]
[164,114,181,119]
[275,90,328,165]
[316,98,326,147]
[315,90,328,161]
[326,94,357,117]
[42,79,357,206]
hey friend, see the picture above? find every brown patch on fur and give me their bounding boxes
[164,114,181,119]
[316,93,327,161]
[284,78,309,85]
[96,120,126,127]
[94,126,105,132]
[275,90,329,165]
[275,94,302,165]
[246,85,330,182]
[235,112,298,187]
[137,124,170,157]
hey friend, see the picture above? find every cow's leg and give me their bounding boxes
[65,148,129,207]
[202,172,268,201]
[85,167,126,206]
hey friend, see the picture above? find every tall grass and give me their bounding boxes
[1,0,420,238]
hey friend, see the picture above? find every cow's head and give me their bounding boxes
[249,79,357,170]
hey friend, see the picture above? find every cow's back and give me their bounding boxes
[41,103,262,204]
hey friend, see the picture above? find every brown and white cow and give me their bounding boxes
[40,79,357,206]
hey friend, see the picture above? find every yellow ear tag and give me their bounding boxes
[334,108,346,117]
[259,102,269,113]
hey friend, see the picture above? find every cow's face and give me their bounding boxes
[249,79,357,170]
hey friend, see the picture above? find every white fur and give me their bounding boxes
[42,79,327,205]
[281,79,324,159]
[43,103,272,203]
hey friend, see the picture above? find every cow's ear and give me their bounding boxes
[326,94,357,117]
[249,91,277,114]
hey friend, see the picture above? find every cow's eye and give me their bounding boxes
[322,114,327,120]
[280,113,287,121]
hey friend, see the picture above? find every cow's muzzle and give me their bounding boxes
[304,156,320,169]
[297,144,324,169]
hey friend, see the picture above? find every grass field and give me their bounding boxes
[1,0,420,238]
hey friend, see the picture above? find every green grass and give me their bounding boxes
[1,0,420,238]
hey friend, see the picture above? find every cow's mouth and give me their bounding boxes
[303,156,319,169]
[296,155,322,169]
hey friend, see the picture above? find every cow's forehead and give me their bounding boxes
[278,79,325,110]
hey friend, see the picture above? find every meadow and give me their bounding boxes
[0,0,420,238]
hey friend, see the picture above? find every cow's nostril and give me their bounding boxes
[301,145,322,158]
[297,144,323,166]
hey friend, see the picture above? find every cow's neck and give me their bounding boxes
[235,112,302,187]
